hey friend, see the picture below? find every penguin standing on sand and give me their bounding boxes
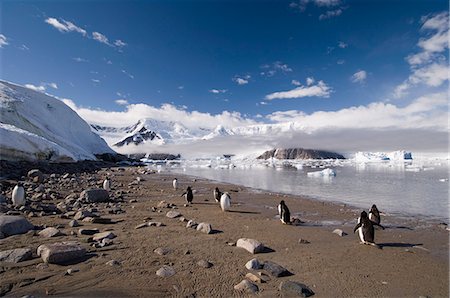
[173,178,178,190]
[103,177,111,191]
[278,200,291,224]
[181,186,193,204]
[368,204,381,225]
[12,182,25,207]
[220,192,231,211]
[353,211,385,247]
[213,187,223,203]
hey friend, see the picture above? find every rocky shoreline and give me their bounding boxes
[0,164,448,297]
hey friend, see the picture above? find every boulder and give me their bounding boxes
[78,228,99,236]
[92,231,116,242]
[245,258,262,270]
[196,222,212,234]
[0,248,32,263]
[80,189,109,203]
[279,281,315,297]
[234,280,259,293]
[166,211,181,219]
[28,169,44,183]
[263,261,291,277]
[74,210,97,220]
[186,220,198,229]
[38,227,62,238]
[37,242,86,264]
[0,215,34,237]
[236,238,264,254]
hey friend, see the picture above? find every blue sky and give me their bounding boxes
[0,0,448,135]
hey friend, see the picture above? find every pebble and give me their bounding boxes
[186,220,198,229]
[245,258,262,270]
[197,259,213,268]
[245,272,264,283]
[65,268,79,275]
[78,228,100,236]
[332,229,347,237]
[166,211,181,219]
[279,280,315,297]
[69,220,79,227]
[263,261,291,277]
[196,222,212,234]
[106,260,121,266]
[298,238,310,244]
[156,265,175,277]
[234,280,258,293]
[154,247,171,256]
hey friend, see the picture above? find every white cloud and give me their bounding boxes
[233,75,250,85]
[91,79,100,83]
[291,80,301,86]
[45,18,87,36]
[18,44,29,51]
[265,80,332,100]
[47,82,58,89]
[313,0,341,7]
[260,61,292,77]
[115,99,129,106]
[337,59,345,65]
[306,77,315,86]
[0,34,9,48]
[319,8,343,20]
[114,39,127,47]
[25,84,46,92]
[73,57,88,63]
[351,70,367,83]
[209,89,227,94]
[394,11,449,98]
[92,32,109,45]
[121,70,134,79]
[338,41,347,48]
[178,86,184,90]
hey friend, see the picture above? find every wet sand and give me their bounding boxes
[1,166,448,297]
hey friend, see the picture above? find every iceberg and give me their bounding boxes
[354,150,412,162]
[307,168,336,177]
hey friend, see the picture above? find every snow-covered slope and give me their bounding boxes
[353,150,413,162]
[0,80,114,161]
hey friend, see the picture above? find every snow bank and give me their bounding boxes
[354,150,412,162]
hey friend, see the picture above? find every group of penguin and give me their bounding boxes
[172,178,232,212]
[12,176,384,247]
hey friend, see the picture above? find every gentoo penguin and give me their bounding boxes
[173,178,178,190]
[213,187,223,203]
[12,182,25,207]
[368,204,381,225]
[103,177,111,191]
[181,186,193,204]
[278,200,291,224]
[353,211,385,247]
[220,192,231,211]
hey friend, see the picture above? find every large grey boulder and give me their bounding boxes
[279,281,315,297]
[80,189,109,203]
[92,231,116,242]
[38,227,62,238]
[196,222,212,234]
[37,242,86,264]
[0,215,34,238]
[263,261,291,277]
[0,248,32,263]
[236,238,264,254]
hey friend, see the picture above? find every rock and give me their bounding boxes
[74,210,96,220]
[166,211,181,219]
[332,229,347,237]
[28,169,44,183]
[279,281,315,297]
[135,223,149,229]
[92,231,116,242]
[257,272,271,282]
[106,260,120,266]
[197,259,213,268]
[39,227,62,238]
[0,248,33,263]
[245,258,262,270]
[80,189,109,203]
[36,263,49,270]
[78,228,99,236]
[263,261,291,277]
[156,265,175,277]
[236,238,264,254]
[154,247,171,256]
[148,222,165,227]
[196,222,212,234]
[37,242,86,264]
[298,238,310,244]
[69,220,79,227]
[234,280,259,293]
[0,215,34,237]
[66,268,79,275]
[157,201,169,208]
[186,220,198,229]
[245,272,264,283]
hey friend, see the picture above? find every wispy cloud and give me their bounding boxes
[260,61,292,77]
[0,34,9,48]
[290,0,344,20]
[338,41,347,48]
[121,69,134,79]
[291,79,301,86]
[72,57,89,63]
[25,84,46,92]
[115,99,129,106]
[18,44,29,51]
[336,59,345,65]
[319,8,343,20]
[394,11,449,98]
[92,32,109,45]
[177,86,185,90]
[45,17,87,36]
[91,79,100,83]
[209,89,227,94]
[351,70,367,83]
[265,80,332,100]
[46,82,58,89]
[232,74,251,85]
[114,39,127,47]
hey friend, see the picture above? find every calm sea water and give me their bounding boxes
[167,160,449,221]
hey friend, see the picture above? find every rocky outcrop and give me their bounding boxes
[257,148,345,160]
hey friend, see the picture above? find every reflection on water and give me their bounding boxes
[158,159,449,221]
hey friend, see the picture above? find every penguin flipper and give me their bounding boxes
[180,192,186,197]
[374,223,385,230]
[353,223,362,233]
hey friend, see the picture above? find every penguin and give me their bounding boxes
[220,192,231,211]
[353,211,385,248]
[278,200,291,224]
[368,204,381,225]
[12,182,25,207]
[213,187,223,203]
[173,178,178,190]
[181,186,193,204]
[103,177,111,191]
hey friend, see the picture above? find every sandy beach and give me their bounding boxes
[0,165,448,297]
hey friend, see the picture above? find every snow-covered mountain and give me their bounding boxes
[0,80,114,162]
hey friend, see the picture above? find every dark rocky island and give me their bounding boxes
[257,148,345,160]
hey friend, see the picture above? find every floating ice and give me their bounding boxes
[307,168,336,177]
